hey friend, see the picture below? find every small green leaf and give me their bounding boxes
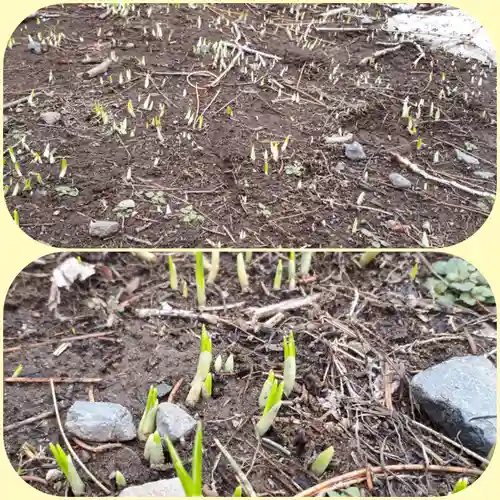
[459,293,476,306]
[449,281,474,292]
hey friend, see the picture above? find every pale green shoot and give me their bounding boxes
[299,251,313,277]
[186,325,212,406]
[49,443,85,496]
[237,253,249,292]
[245,251,252,264]
[234,485,243,496]
[224,353,234,373]
[202,373,212,400]
[195,252,206,309]
[115,471,127,488]
[451,478,468,494]
[358,251,381,268]
[138,385,158,441]
[283,332,296,397]
[259,370,275,409]
[13,210,19,226]
[273,259,283,290]
[144,430,164,466]
[59,158,68,179]
[256,380,284,436]
[11,364,23,378]
[168,255,178,290]
[207,250,220,284]
[288,252,296,290]
[214,354,223,373]
[310,446,335,476]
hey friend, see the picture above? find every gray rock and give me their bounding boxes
[119,478,185,497]
[29,40,42,54]
[344,141,366,161]
[456,149,480,166]
[334,161,346,172]
[65,401,136,442]
[410,355,496,456]
[156,402,197,442]
[157,382,173,399]
[40,111,61,126]
[113,199,136,212]
[360,16,374,25]
[389,172,412,189]
[473,170,495,180]
[89,220,120,238]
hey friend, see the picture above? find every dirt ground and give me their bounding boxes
[3,251,496,496]
[3,3,497,248]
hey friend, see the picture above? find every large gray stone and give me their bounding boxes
[65,401,136,442]
[156,402,197,442]
[119,478,185,497]
[410,356,496,456]
[389,172,412,189]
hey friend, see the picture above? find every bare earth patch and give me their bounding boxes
[3,3,497,248]
[3,251,495,496]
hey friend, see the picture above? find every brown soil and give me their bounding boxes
[3,4,497,248]
[3,251,496,496]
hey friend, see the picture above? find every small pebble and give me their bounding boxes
[344,141,366,161]
[28,40,42,54]
[40,111,61,126]
[89,220,120,238]
[389,172,412,189]
[473,170,495,180]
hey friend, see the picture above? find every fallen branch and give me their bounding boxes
[73,438,123,453]
[320,7,350,18]
[4,408,59,432]
[224,41,281,61]
[3,92,42,110]
[22,476,48,486]
[168,378,184,403]
[315,26,370,32]
[210,50,243,87]
[5,377,102,384]
[214,438,257,497]
[246,293,322,320]
[359,45,403,66]
[135,305,221,324]
[50,380,111,495]
[295,464,483,497]
[82,58,112,79]
[4,331,116,353]
[390,152,495,200]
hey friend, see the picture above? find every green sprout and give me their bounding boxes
[207,250,220,284]
[168,255,178,290]
[11,364,23,378]
[182,280,189,298]
[138,385,158,441]
[451,477,468,494]
[164,421,203,497]
[237,253,249,292]
[410,262,419,281]
[245,251,252,264]
[59,158,68,179]
[114,470,127,488]
[186,325,212,406]
[127,99,136,117]
[358,251,381,268]
[226,105,233,117]
[283,332,296,397]
[144,430,164,466]
[234,485,243,496]
[259,370,275,409]
[13,210,19,226]
[288,252,296,290]
[49,443,85,496]
[310,445,335,476]
[195,252,206,309]
[273,259,283,290]
[202,373,212,400]
[256,379,284,436]
[14,162,22,177]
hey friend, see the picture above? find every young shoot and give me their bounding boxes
[114,470,127,488]
[195,251,206,309]
[259,370,275,409]
[138,385,158,441]
[182,280,188,298]
[233,485,243,497]
[299,251,313,277]
[310,445,335,476]
[186,325,212,406]
[214,354,223,373]
[283,332,296,397]
[168,255,178,290]
[256,379,284,436]
[224,353,234,373]
[13,209,19,226]
[49,443,85,496]
[201,373,212,400]
[144,430,164,466]
[207,250,220,284]
[288,252,296,290]
[358,251,381,268]
[236,253,249,292]
[127,99,135,117]
[164,421,203,497]
[245,251,252,264]
[273,259,283,290]
[11,364,23,377]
